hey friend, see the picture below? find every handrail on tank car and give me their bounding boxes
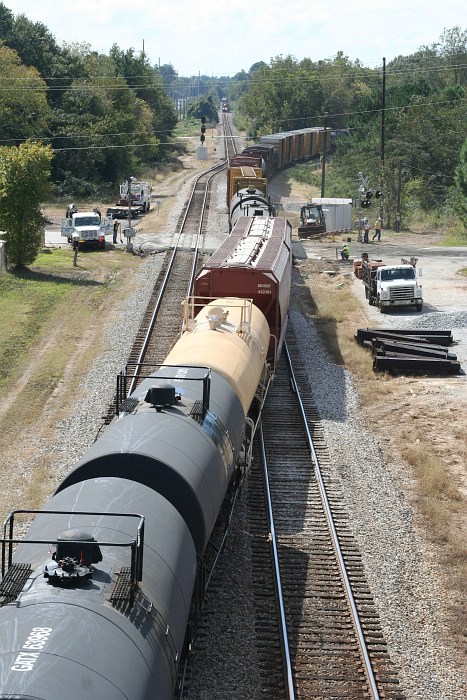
[116,364,212,418]
[270,333,278,375]
[183,295,254,335]
[1,510,145,597]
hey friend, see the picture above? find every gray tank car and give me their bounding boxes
[229,186,274,230]
[0,299,271,700]
[0,481,194,699]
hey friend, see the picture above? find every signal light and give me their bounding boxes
[375,190,382,198]
[361,200,371,208]
[366,191,373,199]
[200,116,207,144]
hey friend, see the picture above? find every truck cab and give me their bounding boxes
[61,211,112,250]
[360,258,423,312]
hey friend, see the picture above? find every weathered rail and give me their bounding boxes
[249,332,405,698]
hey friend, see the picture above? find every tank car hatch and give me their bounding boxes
[44,529,102,586]
[145,384,181,412]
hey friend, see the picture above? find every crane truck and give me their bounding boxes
[354,254,423,312]
[106,178,152,219]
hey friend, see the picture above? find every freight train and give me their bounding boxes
[0,214,292,698]
[227,126,331,228]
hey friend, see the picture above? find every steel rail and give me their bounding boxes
[284,340,381,700]
[126,163,224,397]
[187,164,227,295]
[258,420,296,700]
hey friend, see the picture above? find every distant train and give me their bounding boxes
[227,127,331,228]
[0,220,292,696]
[221,96,230,113]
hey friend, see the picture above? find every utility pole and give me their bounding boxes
[381,57,386,168]
[321,112,328,198]
[396,159,402,232]
[380,57,386,222]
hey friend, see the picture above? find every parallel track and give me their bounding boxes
[103,161,228,423]
[249,331,405,699]
[222,112,238,159]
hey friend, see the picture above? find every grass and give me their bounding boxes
[0,247,141,444]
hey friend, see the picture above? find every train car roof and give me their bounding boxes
[200,216,291,271]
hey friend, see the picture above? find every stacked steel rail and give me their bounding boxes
[356,328,461,374]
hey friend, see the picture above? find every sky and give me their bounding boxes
[3,0,466,77]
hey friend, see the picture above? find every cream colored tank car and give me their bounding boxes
[164,298,270,415]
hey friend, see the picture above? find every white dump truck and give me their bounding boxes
[354,254,423,312]
[61,210,112,250]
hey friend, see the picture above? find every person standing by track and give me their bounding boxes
[373,218,382,241]
[363,219,370,243]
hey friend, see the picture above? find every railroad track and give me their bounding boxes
[248,331,406,699]
[102,160,229,424]
[222,111,239,159]
[182,329,406,698]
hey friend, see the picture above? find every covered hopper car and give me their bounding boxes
[194,216,292,363]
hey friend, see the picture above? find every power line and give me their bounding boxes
[0,94,464,146]
[0,61,466,92]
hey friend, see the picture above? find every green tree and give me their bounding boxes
[0,141,53,267]
[240,55,326,134]
[187,96,218,123]
[454,138,467,225]
[0,2,13,37]
[437,26,467,86]
[109,45,177,123]
[0,45,51,142]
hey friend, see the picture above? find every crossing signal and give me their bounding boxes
[375,190,383,198]
[361,200,371,208]
[366,191,373,199]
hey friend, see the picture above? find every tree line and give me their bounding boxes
[0,4,465,267]
[229,29,467,231]
[0,3,179,198]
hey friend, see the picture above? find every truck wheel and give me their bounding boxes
[416,303,423,312]
[377,296,386,313]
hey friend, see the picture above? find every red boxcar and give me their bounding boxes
[194,216,292,363]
